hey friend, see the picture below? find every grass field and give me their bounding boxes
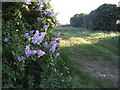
[53,26,119,88]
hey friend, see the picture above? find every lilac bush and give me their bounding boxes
[2,0,71,88]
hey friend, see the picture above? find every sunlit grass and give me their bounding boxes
[53,27,119,88]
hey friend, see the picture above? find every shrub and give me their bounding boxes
[2,0,71,88]
[70,4,119,31]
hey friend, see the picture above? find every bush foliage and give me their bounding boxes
[70,4,119,31]
[2,1,71,88]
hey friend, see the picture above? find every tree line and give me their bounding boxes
[70,4,119,31]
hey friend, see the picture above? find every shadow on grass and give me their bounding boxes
[59,35,119,88]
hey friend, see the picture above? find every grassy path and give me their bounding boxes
[53,27,119,88]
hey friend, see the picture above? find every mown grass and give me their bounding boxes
[53,26,119,88]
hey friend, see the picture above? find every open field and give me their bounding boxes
[53,26,119,88]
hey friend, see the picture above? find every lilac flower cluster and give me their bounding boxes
[18,30,48,61]
[18,56,26,61]
[37,0,54,17]
[24,0,31,4]
[43,32,62,57]
[43,25,49,30]
[3,38,9,42]
[37,17,43,21]
[24,30,34,39]
[4,30,61,62]
[32,30,47,45]
[25,45,45,58]
[4,0,61,62]
[24,33,30,38]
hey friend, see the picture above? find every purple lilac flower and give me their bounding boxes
[49,13,54,17]
[18,56,26,62]
[39,9,44,12]
[44,42,49,48]
[50,41,56,45]
[29,30,34,34]
[57,38,62,42]
[31,50,38,55]
[34,30,40,37]
[43,11,48,15]
[3,38,9,42]
[51,37,57,41]
[44,9,53,15]
[32,31,47,45]
[43,0,50,4]
[57,22,60,25]
[36,32,47,45]
[55,32,61,37]
[51,38,62,41]
[56,53,60,57]
[38,2,43,7]
[49,43,57,53]
[43,25,49,29]
[56,43,60,47]
[24,0,31,4]
[46,9,52,12]
[24,33,30,38]
[32,30,40,44]
[37,17,43,21]
[25,46,31,57]
[37,50,45,58]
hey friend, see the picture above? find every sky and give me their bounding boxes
[50,0,119,24]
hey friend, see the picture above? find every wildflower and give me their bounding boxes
[37,50,45,58]
[24,33,30,38]
[29,30,34,34]
[43,25,49,29]
[18,56,26,62]
[3,38,9,42]
[25,46,31,57]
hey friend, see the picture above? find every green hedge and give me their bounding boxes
[2,1,71,88]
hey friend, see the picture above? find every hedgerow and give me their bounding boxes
[2,0,71,88]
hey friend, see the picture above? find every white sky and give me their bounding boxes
[50,0,119,24]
